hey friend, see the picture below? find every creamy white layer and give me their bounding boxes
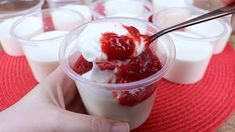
[164,31,213,84]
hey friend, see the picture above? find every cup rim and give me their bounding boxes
[153,7,227,41]
[10,8,85,46]
[59,17,176,90]
[90,0,153,20]
[0,0,44,20]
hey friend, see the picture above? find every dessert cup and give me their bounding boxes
[0,0,44,56]
[59,18,175,129]
[46,0,92,8]
[90,0,153,21]
[153,7,227,84]
[153,7,230,54]
[185,0,232,23]
[11,9,84,82]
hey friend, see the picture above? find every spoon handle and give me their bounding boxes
[150,3,235,42]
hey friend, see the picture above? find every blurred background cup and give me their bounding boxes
[90,0,153,21]
[153,7,231,54]
[185,0,232,23]
[152,0,187,13]
[46,0,93,22]
[0,0,44,56]
[153,7,231,84]
[11,9,84,82]
[59,18,175,129]
[46,0,92,8]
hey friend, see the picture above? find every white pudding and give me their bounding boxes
[164,31,213,84]
[23,30,68,82]
[152,0,187,13]
[0,17,43,56]
[60,5,92,22]
[52,10,84,31]
[186,16,231,54]
[71,21,158,129]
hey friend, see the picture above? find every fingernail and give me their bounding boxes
[112,123,130,132]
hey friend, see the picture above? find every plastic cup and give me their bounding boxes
[90,0,153,21]
[59,18,175,129]
[46,0,92,8]
[185,0,232,23]
[153,7,229,84]
[11,9,84,82]
[153,7,230,54]
[0,0,44,56]
[152,0,187,13]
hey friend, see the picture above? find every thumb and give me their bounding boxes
[55,109,130,132]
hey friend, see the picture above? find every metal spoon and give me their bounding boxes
[150,3,235,43]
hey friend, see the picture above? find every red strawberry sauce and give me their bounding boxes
[73,25,162,106]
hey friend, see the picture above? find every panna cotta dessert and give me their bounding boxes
[153,7,230,54]
[153,7,230,84]
[185,0,232,23]
[185,15,232,54]
[46,0,93,9]
[152,0,187,13]
[91,0,153,20]
[0,0,44,56]
[164,31,213,84]
[11,9,84,82]
[60,5,92,22]
[26,31,69,82]
[59,18,175,129]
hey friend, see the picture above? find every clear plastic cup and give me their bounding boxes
[152,0,187,13]
[11,9,84,82]
[90,0,153,21]
[46,0,92,8]
[153,7,230,54]
[153,7,227,84]
[185,0,232,23]
[59,18,175,129]
[46,0,93,22]
[0,0,44,56]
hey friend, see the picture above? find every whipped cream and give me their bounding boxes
[76,22,147,62]
[82,63,116,83]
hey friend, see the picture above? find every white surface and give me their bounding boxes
[164,31,213,84]
[152,0,187,13]
[76,22,147,62]
[104,0,146,18]
[60,5,92,22]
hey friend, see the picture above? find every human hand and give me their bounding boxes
[0,67,129,132]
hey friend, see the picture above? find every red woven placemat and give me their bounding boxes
[0,45,235,132]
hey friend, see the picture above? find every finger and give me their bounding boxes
[39,66,79,110]
[55,109,130,132]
